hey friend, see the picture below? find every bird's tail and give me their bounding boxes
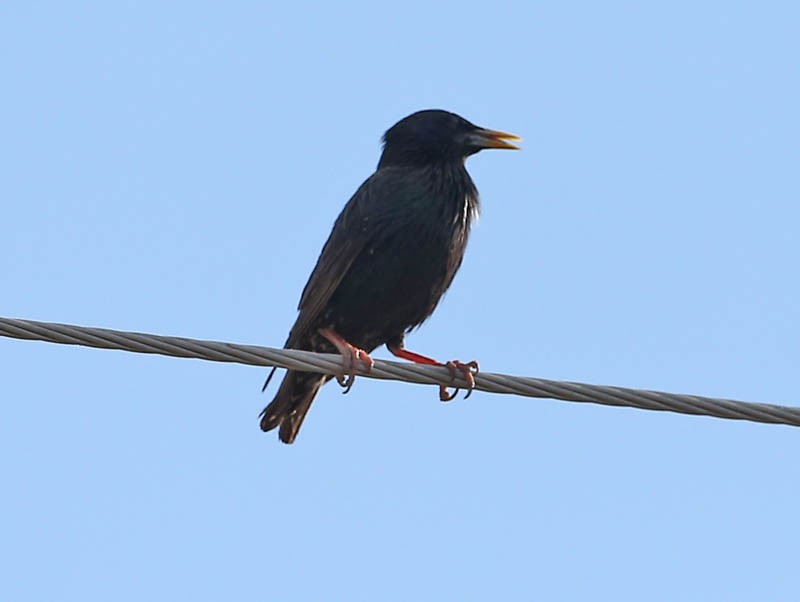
[260,370,327,444]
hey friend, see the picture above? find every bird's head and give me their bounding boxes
[378,109,520,168]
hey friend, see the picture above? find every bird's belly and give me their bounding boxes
[323,227,461,349]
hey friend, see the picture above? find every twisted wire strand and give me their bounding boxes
[1,316,797,427]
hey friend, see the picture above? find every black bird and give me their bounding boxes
[260,109,520,443]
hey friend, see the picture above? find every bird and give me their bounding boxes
[260,109,520,443]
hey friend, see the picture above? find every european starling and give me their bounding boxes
[260,109,520,443]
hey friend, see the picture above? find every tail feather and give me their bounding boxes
[260,370,326,444]
[261,366,278,393]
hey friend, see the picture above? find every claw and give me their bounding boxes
[319,328,373,394]
[438,360,479,401]
[339,348,374,394]
[336,372,352,390]
[439,385,459,402]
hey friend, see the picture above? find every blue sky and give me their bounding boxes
[1,2,798,600]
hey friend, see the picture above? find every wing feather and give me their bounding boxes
[284,167,435,348]
[285,177,374,347]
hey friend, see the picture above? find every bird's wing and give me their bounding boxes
[285,173,387,348]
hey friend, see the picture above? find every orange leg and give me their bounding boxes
[319,328,374,394]
[387,343,479,401]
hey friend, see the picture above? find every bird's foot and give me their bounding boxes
[440,360,480,401]
[318,328,374,394]
[386,343,478,401]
